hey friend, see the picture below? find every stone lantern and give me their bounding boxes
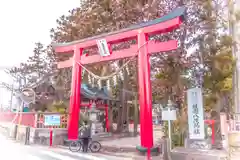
[89,102,100,135]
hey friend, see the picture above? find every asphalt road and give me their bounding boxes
[0,134,129,160]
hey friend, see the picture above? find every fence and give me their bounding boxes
[2,111,239,137]
[0,111,68,129]
[36,112,68,128]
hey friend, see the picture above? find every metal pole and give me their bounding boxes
[25,126,30,145]
[228,0,240,115]
[168,108,172,150]
[9,83,14,111]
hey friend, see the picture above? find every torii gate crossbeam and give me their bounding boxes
[53,6,186,151]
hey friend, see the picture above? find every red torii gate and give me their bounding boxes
[53,7,186,150]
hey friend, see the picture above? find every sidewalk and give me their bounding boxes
[0,121,12,128]
[0,122,12,136]
[101,128,164,152]
[60,132,164,160]
[58,145,162,160]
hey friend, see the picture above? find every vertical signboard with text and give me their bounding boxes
[187,88,205,139]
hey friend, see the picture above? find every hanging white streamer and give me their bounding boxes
[119,70,124,81]
[82,69,86,79]
[75,39,152,81]
[97,79,102,89]
[106,79,110,90]
[88,74,92,84]
[126,66,130,75]
[113,75,117,86]
[91,77,95,87]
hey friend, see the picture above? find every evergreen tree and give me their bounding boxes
[3,0,237,142]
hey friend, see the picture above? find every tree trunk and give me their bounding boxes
[107,100,113,132]
[133,93,139,136]
[121,69,129,131]
[116,62,129,132]
[116,105,123,132]
[100,65,114,132]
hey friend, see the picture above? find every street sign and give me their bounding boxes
[161,104,177,150]
[162,107,176,121]
[44,115,61,126]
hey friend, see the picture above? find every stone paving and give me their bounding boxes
[100,126,164,152]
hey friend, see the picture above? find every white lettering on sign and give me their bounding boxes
[187,88,205,139]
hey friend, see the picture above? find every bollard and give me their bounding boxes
[25,127,30,145]
[13,125,18,139]
[49,128,53,147]
[147,148,151,160]
[163,138,171,160]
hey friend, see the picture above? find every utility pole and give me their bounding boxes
[229,0,240,115]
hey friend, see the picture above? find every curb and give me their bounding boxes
[57,145,163,160]
[57,145,143,159]
[58,144,136,152]
[102,145,136,152]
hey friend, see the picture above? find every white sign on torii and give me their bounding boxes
[96,39,111,57]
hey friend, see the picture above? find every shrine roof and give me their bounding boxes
[52,6,186,48]
[81,84,116,101]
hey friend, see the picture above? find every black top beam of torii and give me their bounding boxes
[52,6,186,48]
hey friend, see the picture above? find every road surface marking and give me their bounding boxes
[41,150,76,160]
[51,148,108,160]
[25,154,43,160]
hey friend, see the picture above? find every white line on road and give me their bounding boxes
[50,148,108,160]
[25,154,43,160]
[41,150,77,160]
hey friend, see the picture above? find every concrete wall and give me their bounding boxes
[171,147,228,160]
[0,123,67,146]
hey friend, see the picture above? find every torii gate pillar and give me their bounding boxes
[53,7,186,150]
[138,31,153,146]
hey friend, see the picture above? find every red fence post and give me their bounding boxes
[204,119,215,145]
[211,121,215,145]
[49,127,53,147]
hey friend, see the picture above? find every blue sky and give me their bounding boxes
[0,0,80,107]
